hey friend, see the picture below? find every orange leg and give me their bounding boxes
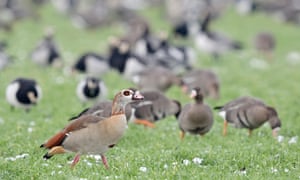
[71,154,80,169]
[101,154,109,169]
[134,119,155,128]
[180,131,185,140]
[223,120,228,136]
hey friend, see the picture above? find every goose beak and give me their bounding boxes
[27,92,37,104]
[272,128,280,138]
[132,91,144,100]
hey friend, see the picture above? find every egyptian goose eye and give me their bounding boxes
[123,90,131,96]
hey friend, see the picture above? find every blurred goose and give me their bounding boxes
[0,41,13,71]
[72,52,109,77]
[130,89,181,128]
[253,31,276,60]
[194,12,243,59]
[214,96,281,137]
[40,89,144,169]
[181,68,220,99]
[30,28,62,67]
[6,77,42,111]
[132,66,183,92]
[76,77,107,104]
[0,0,15,31]
[177,87,214,139]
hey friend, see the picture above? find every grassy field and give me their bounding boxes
[0,4,300,179]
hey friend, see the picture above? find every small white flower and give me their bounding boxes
[163,164,168,169]
[172,162,178,166]
[57,164,63,168]
[284,168,289,173]
[58,171,63,174]
[271,167,278,173]
[192,157,203,165]
[182,159,190,166]
[16,153,29,159]
[288,136,298,144]
[277,135,284,143]
[42,163,49,167]
[51,171,56,176]
[5,157,16,161]
[28,127,33,133]
[79,178,87,180]
[86,161,93,167]
[139,166,147,172]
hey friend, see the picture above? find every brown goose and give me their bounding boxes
[40,89,144,169]
[130,89,181,128]
[254,31,276,60]
[214,96,281,137]
[181,68,220,99]
[177,87,214,139]
[132,66,183,92]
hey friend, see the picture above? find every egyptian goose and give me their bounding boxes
[40,89,144,169]
[30,28,62,67]
[177,87,214,139]
[6,77,42,112]
[214,96,281,137]
[72,52,110,77]
[76,77,107,103]
[132,66,183,92]
[69,100,133,123]
[181,68,220,99]
[253,31,276,60]
[130,89,181,128]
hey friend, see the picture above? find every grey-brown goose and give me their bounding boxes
[132,66,183,92]
[214,96,281,137]
[181,68,220,99]
[40,89,144,169]
[254,31,276,60]
[130,89,181,128]
[177,87,214,139]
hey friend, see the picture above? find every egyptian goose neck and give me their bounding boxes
[111,93,127,116]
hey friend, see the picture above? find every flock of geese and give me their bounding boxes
[1,0,293,169]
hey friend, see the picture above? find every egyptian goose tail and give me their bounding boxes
[40,131,67,149]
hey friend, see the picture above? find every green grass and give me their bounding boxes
[1,4,300,180]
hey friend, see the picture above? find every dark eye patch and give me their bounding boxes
[123,90,130,96]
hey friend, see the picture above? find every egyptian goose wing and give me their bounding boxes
[41,115,106,149]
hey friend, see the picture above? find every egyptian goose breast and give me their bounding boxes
[214,96,281,137]
[40,89,144,169]
[177,87,214,139]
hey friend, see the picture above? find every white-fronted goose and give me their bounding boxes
[132,66,183,92]
[177,87,214,139]
[130,89,181,128]
[181,68,220,99]
[214,96,281,137]
[76,77,107,103]
[40,89,144,169]
[6,77,42,111]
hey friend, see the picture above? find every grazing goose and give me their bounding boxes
[130,89,181,128]
[30,29,62,67]
[132,66,183,92]
[72,52,109,77]
[40,89,144,169]
[76,77,107,104]
[194,12,243,59]
[181,68,220,99]
[6,77,42,112]
[177,87,214,139]
[214,96,281,137]
[253,31,276,60]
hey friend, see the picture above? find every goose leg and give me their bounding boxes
[248,129,252,136]
[180,131,185,140]
[223,120,228,136]
[101,154,109,169]
[134,119,155,128]
[71,154,80,168]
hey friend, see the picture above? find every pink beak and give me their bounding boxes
[132,91,144,100]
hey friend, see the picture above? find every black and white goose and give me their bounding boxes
[6,77,42,111]
[72,52,109,77]
[30,29,62,67]
[194,13,243,59]
[76,77,107,103]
